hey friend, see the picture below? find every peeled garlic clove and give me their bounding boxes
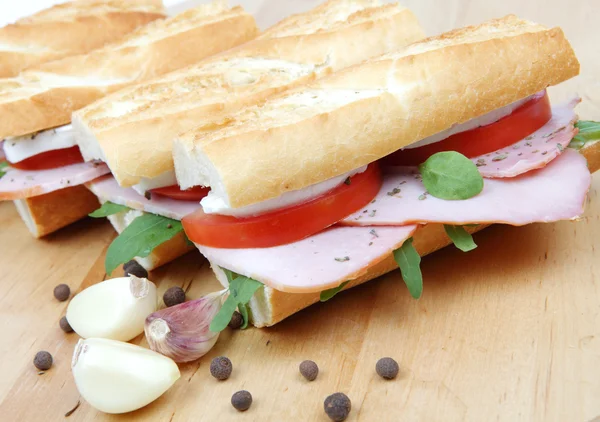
[67,276,157,341]
[145,291,224,362]
[72,338,180,414]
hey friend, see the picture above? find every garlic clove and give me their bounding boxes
[145,290,224,362]
[67,276,157,341]
[72,338,180,414]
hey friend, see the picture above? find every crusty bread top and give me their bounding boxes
[0,1,259,138]
[0,0,165,77]
[73,0,425,187]
[173,15,580,209]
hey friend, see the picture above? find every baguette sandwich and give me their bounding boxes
[0,0,165,78]
[0,1,258,238]
[170,15,600,327]
[74,0,425,272]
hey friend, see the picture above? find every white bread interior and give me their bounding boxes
[73,0,425,187]
[0,0,259,139]
[105,208,195,271]
[207,141,600,327]
[174,15,580,209]
[12,185,100,238]
[0,0,165,78]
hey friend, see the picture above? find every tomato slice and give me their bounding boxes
[150,185,210,201]
[8,146,84,170]
[183,164,382,248]
[383,91,552,166]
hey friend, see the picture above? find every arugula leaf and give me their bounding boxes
[210,294,238,332]
[570,120,600,150]
[419,151,484,200]
[209,269,263,332]
[89,201,129,218]
[105,213,183,275]
[393,238,423,299]
[444,224,477,252]
[320,281,350,302]
[0,161,8,178]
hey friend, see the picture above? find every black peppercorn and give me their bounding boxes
[59,316,73,333]
[163,286,186,307]
[324,393,351,421]
[123,260,148,278]
[53,284,70,302]
[231,390,252,411]
[228,311,243,329]
[299,360,318,381]
[210,356,232,380]
[33,351,53,371]
[376,357,399,380]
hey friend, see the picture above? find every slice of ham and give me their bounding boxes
[341,149,590,227]
[0,162,110,200]
[471,99,579,178]
[87,176,200,220]
[197,225,417,293]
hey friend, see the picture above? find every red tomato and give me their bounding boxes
[8,146,84,170]
[183,164,382,248]
[150,185,210,201]
[383,91,552,166]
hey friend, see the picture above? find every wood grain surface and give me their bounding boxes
[0,1,599,421]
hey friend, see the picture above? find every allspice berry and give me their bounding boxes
[324,393,351,421]
[210,356,232,380]
[228,311,243,329]
[123,260,148,279]
[53,284,70,302]
[299,360,319,381]
[163,286,186,307]
[59,316,73,333]
[376,357,399,380]
[33,351,53,371]
[231,390,252,411]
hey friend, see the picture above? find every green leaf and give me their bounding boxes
[570,120,600,150]
[229,275,263,304]
[105,213,183,275]
[444,225,478,252]
[419,151,484,200]
[0,161,8,178]
[320,281,350,302]
[209,294,238,332]
[89,201,129,218]
[393,238,423,299]
[238,303,250,330]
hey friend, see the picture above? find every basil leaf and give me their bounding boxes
[209,294,238,332]
[393,238,423,299]
[0,161,8,178]
[320,281,350,302]
[444,224,477,252]
[89,201,129,218]
[419,151,484,200]
[229,275,263,304]
[238,303,250,330]
[570,120,600,150]
[105,213,183,275]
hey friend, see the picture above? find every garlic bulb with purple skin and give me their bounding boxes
[144,290,225,362]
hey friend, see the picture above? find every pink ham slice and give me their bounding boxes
[197,225,417,293]
[471,99,579,178]
[0,162,110,200]
[87,176,200,220]
[341,149,590,227]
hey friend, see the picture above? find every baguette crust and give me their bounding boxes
[0,0,165,78]
[74,0,425,187]
[0,1,259,138]
[235,143,600,327]
[175,15,580,209]
[13,185,99,238]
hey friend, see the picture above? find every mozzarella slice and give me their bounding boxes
[3,124,76,163]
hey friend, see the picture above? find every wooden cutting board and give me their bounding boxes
[0,0,598,421]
